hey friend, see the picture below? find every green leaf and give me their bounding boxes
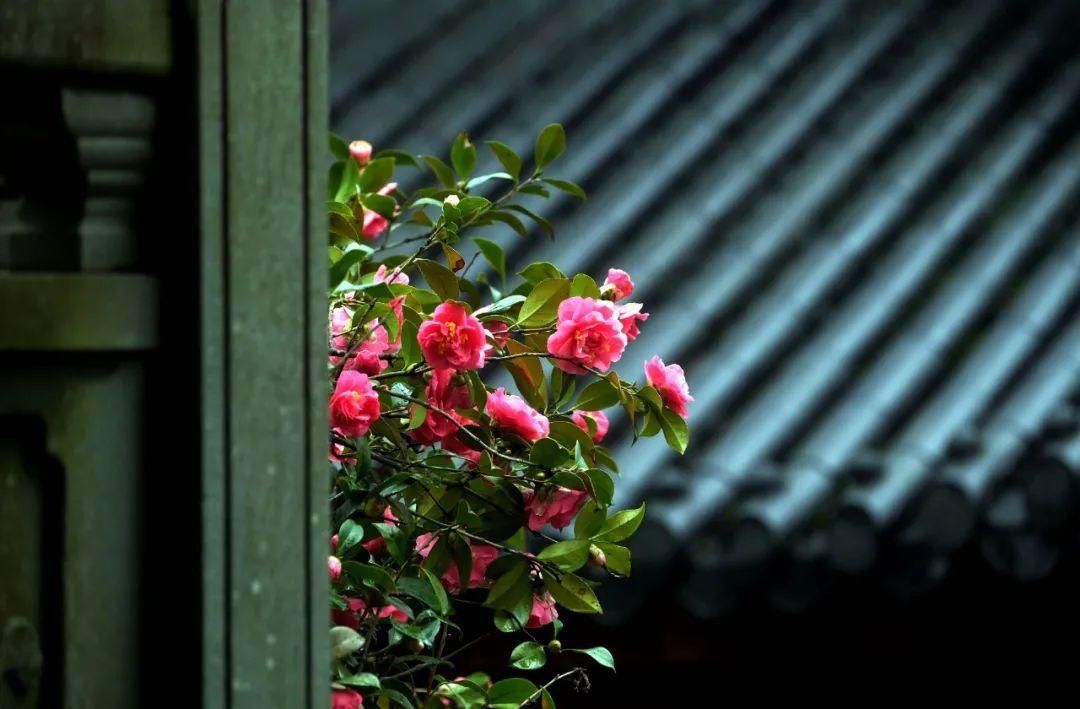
[420,566,451,615]
[337,519,364,555]
[534,123,566,169]
[487,140,522,181]
[343,561,396,593]
[505,204,554,239]
[333,159,360,202]
[573,379,621,411]
[451,132,477,179]
[569,273,600,299]
[329,209,359,241]
[360,192,396,219]
[487,209,528,237]
[474,238,506,285]
[329,132,350,160]
[474,294,525,317]
[484,558,531,611]
[465,171,514,190]
[574,503,605,539]
[659,409,689,454]
[501,339,547,411]
[542,571,601,614]
[399,319,420,368]
[594,503,645,543]
[416,259,460,301]
[536,539,591,572]
[530,438,571,469]
[423,155,457,188]
[509,641,547,670]
[595,542,630,576]
[542,178,587,200]
[516,277,570,327]
[581,468,614,506]
[568,646,615,671]
[374,148,422,169]
[338,672,381,690]
[518,262,565,285]
[373,522,408,562]
[330,625,363,661]
[488,678,538,706]
[357,157,395,193]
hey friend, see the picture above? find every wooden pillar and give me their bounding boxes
[198,2,328,707]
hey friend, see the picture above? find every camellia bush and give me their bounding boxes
[326,124,693,709]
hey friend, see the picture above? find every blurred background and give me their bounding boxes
[332,0,1080,701]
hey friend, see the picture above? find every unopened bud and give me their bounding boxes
[443,194,460,207]
[349,140,372,166]
[588,544,606,568]
[598,283,618,301]
[328,555,342,582]
[330,534,339,552]
[547,639,562,653]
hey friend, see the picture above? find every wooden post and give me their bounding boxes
[198,2,328,707]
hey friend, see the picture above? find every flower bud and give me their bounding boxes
[349,140,372,166]
[328,555,342,582]
[547,639,562,654]
[588,544,606,568]
[443,194,460,207]
[330,534,339,552]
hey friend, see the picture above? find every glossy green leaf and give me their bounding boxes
[534,123,566,169]
[416,259,460,301]
[573,379,621,411]
[568,646,615,671]
[474,237,506,284]
[659,409,689,454]
[542,178,587,200]
[451,132,477,178]
[594,503,645,543]
[542,570,601,614]
[509,641,547,670]
[516,277,570,327]
[423,155,457,188]
[357,157,394,193]
[536,539,591,572]
[487,140,522,180]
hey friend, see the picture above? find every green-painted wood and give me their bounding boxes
[0,0,171,73]
[199,1,328,706]
[0,275,157,351]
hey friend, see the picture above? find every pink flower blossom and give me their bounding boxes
[359,183,397,241]
[485,387,549,442]
[571,410,610,443]
[617,302,648,343]
[418,302,490,371]
[603,268,634,300]
[362,506,399,556]
[328,556,342,582]
[644,355,693,419]
[486,320,511,349]
[415,533,500,594]
[332,688,364,709]
[526,593,558,629]
[329,430,356,464]
[349,140,372,166]
[521,486,588,531]
[330,307,391,375]
[373,264,409,286]
[407,369,473,446]
[546,297,627,374]
[333,597,407,630]
[329,371,381,437]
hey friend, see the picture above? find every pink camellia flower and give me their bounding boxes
[330,307,390,375]
[418,302,490,370]
[603,268,634,300]
[526,593,558,629]
[362,506,399,556]
[415,533,500,594]
[407,369,473,446]
[333,597,407,630]
[332,687,364,709]
[328,556,342,582]
[359,183,397,241]
[486,387,549,442]
[521,486,588,531]
[644,355,693,419]
[486,320,511,349]
[373,263,409,286]
[329,370,381,437]
[546,297,627,374]
[349,139,373,166]
[617,303,648,343]
[571,410,609,443]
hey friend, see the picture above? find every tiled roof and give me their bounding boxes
[332,0,1080,620]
